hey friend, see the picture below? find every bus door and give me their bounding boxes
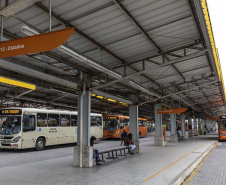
[47,114,60,145]
[59,114,71,144]
[22,113,36,149]
[124,118,130,133]
[90,116,103,139]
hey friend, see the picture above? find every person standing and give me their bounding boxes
[124,133,136,155]
[120,129,127,146]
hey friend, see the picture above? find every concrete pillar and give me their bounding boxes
[193,116,198,136]
[170,113,178,142]
[73,74,93,168]
[129,105,140,153]
[207,119,210,132]
[154,104,164,146]
[181,113,186,138]
[188,117,193,138]
[198,119,202,135]
[73,91,92,167]
[129,94,140,153]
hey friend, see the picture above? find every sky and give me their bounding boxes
[207,1,226,88]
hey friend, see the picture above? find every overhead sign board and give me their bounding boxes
[0,27,74,58]
[157,108,187,114]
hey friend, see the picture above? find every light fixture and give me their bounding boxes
[21,25,122,79]
[21,25,39,36]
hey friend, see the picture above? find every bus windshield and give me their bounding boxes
[220,119,226,131]
[103,119,119,130]
[0,116,21,135]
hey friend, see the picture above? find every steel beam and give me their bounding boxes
[0,0,40,18]
[3,89,33,103]
[92,49,208,90]
[113,0,161,52]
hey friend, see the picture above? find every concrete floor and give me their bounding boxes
[0,132,217,185]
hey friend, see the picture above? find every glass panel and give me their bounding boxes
[23,115,35,132]
[37,113,47,127]
[48,114,59,127]
[0,116,21,135]
[124,119,129,126]
[103,118,119,130]
[90,116,102,126]
[120,119,124,129]
[60,115,70,127]
[71,115,77,126]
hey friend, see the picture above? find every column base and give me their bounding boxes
[73,146,93,167]
[133,139,140,154]
[154,136,164,146]
[188,130,193,138]
[170,134,178,143]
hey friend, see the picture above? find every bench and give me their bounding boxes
[97,146,130,163]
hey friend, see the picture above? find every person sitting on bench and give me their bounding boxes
[124,133,136,155]
[90,136,101,165]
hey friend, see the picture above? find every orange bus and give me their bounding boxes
[218,114,226,141]
[103,115,148,139]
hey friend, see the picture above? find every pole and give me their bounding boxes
[49,0,51,32]
[0,15,3,42]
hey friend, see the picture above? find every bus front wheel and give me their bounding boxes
[36,138,45,151]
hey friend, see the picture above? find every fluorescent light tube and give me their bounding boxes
[21,25,39,36]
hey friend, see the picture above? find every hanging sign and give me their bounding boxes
[157,108,187,114]
[205,116,213,119]
[0,27,74,58]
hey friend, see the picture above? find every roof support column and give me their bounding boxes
[73,75,93,167]
[154,103,164,146]
[198,119,202,135]
[129,94,140,154]
[181,113,187,139]
[188,117,193,138]
[170,113,178,142]
[193,116,198,136]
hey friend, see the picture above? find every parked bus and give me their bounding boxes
[218,114,226,141]
[103,115,148,138]
[0,108,103,150]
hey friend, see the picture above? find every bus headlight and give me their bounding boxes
[220,132,226,136]
[115,131,119,135]
[12,136,21,143]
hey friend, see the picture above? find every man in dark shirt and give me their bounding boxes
[90,136,101,165]
[120,130,127,146]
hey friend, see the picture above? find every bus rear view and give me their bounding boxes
[218,114,226,141]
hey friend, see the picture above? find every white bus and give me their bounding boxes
[0,108,103,150]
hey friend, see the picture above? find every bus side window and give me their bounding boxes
[90,116,102,126]
[23,115,36,132]
[60,114,70,127]
[37,113,47,127]
[71,115,77,126]
[48,114,59,127]
[120,119,124,129]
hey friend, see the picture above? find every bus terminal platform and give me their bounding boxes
[0,132,218,185]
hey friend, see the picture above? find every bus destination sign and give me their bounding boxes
[220,115,226,119]
[106,117,118,120]
[1,109,22,115]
